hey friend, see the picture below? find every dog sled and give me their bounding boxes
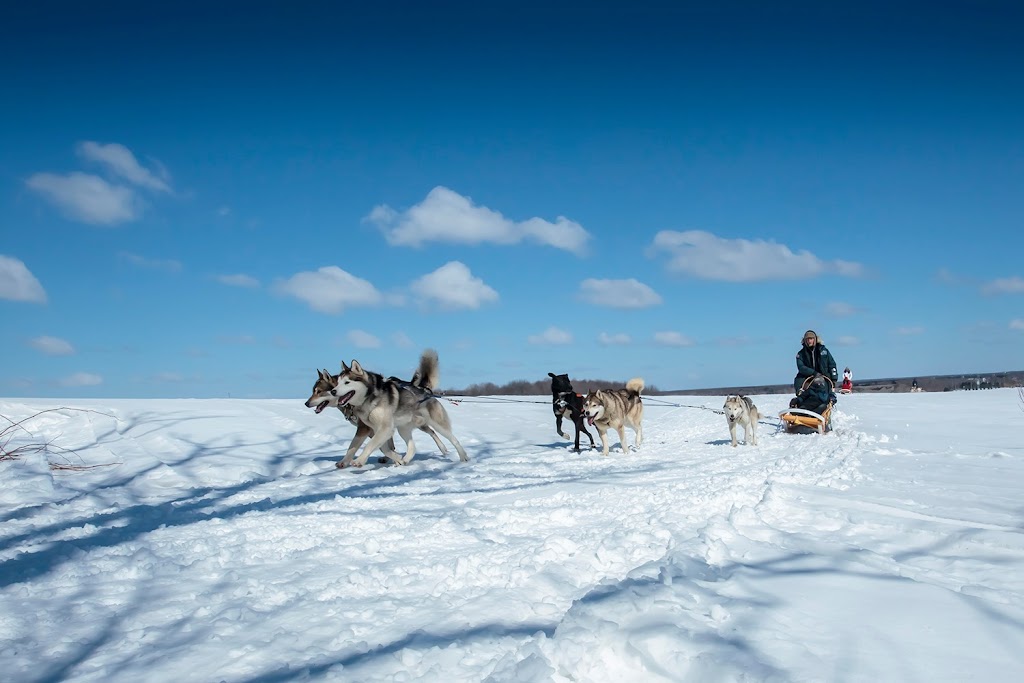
[779,375,837,435]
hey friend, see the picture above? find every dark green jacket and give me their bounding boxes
[795,342,838,384]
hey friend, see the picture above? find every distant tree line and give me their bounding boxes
[442,370,1022,397]
[957,377,1006,390]
[443,378,660,396]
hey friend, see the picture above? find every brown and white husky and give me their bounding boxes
[581,378,644,456]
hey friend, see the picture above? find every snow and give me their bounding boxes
[2,388,1023,682]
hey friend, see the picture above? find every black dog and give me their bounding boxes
[548,372,596,452]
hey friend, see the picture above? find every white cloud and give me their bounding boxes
[895,326,925,336]
[76,141,172,193]
[825,301,859,317]
[579,278,662,309]
[982,276,1024,295]
[519,217,590,255]
[649,230,864,282]
[598,332,631,346]
[528,327,573,345]
[26,172,139,225]
[30,335,74,355]
[273,266,384,314]
[120,252,182,272]
[154,372,184,382]
[935,268,968,286]
[833,261,865,278]
[834,336,860,346]
[367,186,591,255]
[0,255,47,303]
[27,142,172,225]
[1010,319,1024,331]
[217,274,260,288]
[348,330,382,348]
[60,372,102,387]
[654,331,695,347]
[392,332,414,348]
[409,261,499,311]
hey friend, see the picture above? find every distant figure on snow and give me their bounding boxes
[794,329,839,394]
[841,367,853,392]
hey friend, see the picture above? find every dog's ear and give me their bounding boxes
[319,368,330,380]
[350,360,363,375]
[340,360,350,373]
[548,372,556,378]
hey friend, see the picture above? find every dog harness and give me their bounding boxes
[389,377,436,404]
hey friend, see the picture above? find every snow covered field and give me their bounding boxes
[2,388,1023,682]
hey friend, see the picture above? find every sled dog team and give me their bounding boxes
[306,349,760,469]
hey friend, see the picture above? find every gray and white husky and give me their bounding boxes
[723,395,760,447]
[307,349,468,468]
[582,378,645,456]
[305,368,449,464]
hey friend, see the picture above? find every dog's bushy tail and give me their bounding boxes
[626,377,644,396]
[412,348,440,391]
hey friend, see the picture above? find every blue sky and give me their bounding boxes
[2,1,1023,398]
